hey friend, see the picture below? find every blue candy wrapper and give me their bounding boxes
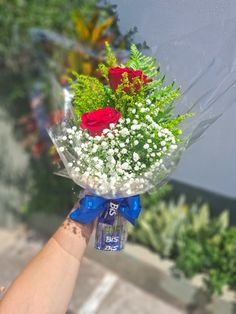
[95,210,128,251]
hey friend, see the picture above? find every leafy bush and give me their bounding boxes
[129,192,236,295]
[0,0,131,215]
[176,213,236,295]
[129,195,188,257]
[130,192,223,258]
[0,0,95,67]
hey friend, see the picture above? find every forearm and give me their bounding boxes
[0,216,93,314]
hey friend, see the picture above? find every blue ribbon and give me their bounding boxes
[69,194,141,225]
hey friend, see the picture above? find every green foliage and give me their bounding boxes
[130,195,216,258]
[98,41,118,80]
[105,41,118,67]
[126,44,159,78]
[110,82,145,117]
[176,237,206,277]
[26,156,76,215]
[0,0,96,216]
[129,193,236,295]
[124,44,193,133]
[0,0,90,68]
[141,184,172,208]
[72,43,191,160]
[142,196,189,257]
[98,63,109,81]
[1,0,141,217]
[70,73,107,117]
[175,211,236,295]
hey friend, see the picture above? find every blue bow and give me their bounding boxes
[69,194,141,225]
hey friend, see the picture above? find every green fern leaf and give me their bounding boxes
[126,44,159,78]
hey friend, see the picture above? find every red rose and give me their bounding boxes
[80,107,121,136]
[108,67,152,93]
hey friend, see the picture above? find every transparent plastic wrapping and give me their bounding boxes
[49,115,187,199]
[48,17,236,198]
[47,18,236,251]
[150,17,236,147]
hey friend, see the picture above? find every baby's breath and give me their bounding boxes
[53,44,192,195]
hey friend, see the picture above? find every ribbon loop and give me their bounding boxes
[69,194,141,225]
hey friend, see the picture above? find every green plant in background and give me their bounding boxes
[24,157,77,215]
[130,194,189,257]
[0,0,95,69]
[0,0,96,118]
[64,5,133,77]
[0,0,88,216]
[129,190,236,295]
[129,192,220,258]
[29,2,136,83]
[0,0,133,215]
[176,207,229,275]
[175,209,236,295]
[141,184,172,208]
[207,228,236,294]
[129,185,174,254]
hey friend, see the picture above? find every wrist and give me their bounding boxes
[52,215,94,262]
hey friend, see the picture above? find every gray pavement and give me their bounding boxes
[0,226,185,314]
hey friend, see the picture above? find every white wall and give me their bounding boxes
[110,0,236,198]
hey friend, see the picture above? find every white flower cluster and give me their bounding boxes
[56,100,178,196]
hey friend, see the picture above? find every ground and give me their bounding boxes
[0,226,185,314]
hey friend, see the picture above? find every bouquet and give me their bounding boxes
[48,44,200,251]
